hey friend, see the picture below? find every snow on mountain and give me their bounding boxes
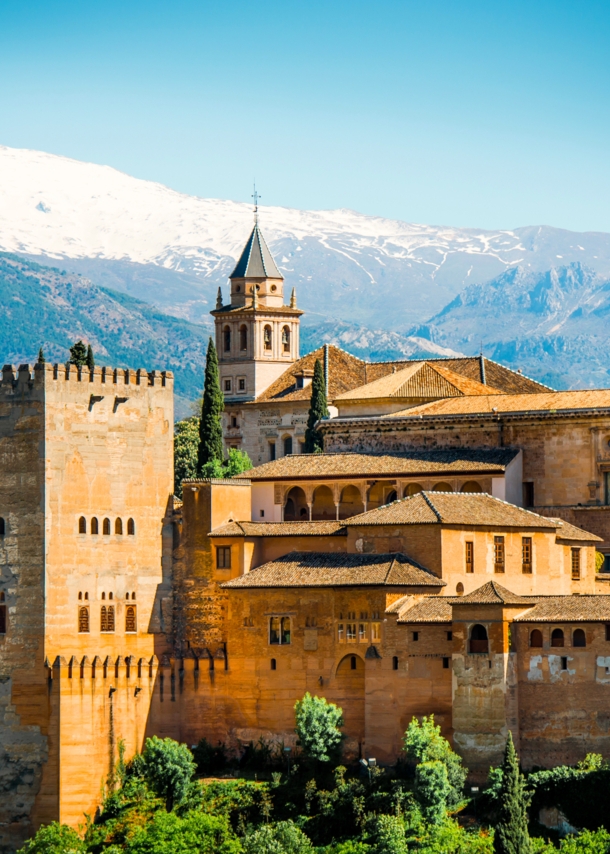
[4,144,610,333]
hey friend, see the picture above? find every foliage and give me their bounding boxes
[556,830,610,853]
[193,737,229,776]
[595,551,606,572]
[365,814,408,854]
[415,760,451,825]
[494,732,531,854]
[119,809,241,854]
[199,779,273,833]
[304,359,329,453]
[295,693,344,763]
[17,822,84,854]
[69,339,88,366]
[243,819,315,854]
[140,736,196,810]
[86,343,95,370]
[197,337,224,472]
[403,715,467,807]
[174,416,200,496]
[200,447,253,479]
[528,755,610,832]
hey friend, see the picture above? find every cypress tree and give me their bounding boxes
[69,340,87,366]
[197,338,224,473]
[304,359,329,453]
[494,731,531,854]
[86,344,95,370]
[37,347,45,364]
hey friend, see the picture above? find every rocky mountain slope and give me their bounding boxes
[411,262,610,389]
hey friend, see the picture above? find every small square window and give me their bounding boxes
[224,379,232,392]
[238,378,246,391]
[260,509,265,518]
[216,546,231,569]
[447,631,453,641]
[442,657,450,669]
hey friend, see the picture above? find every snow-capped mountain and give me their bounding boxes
[4,145,610,332]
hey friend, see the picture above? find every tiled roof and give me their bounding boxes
[396,597,453,624]
[221,551,445,589]
[236,448,519,481]
[385,389,610,420]
[230,224,283,279]
[452,581,533,605]
[345,491,559,529]
[253,351,549,405]
[513,595,610,622]
[548,519,604,543]
[209,521,346,537]
[335,362,501,401]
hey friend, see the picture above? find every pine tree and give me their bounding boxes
[69,340,87,366]
[37,347,45,364]
[494,731,531,854]
[197,338,224,473]
[86,344,95,370]
[304,359,329,453]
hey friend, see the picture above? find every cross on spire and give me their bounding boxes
[252,183,260,224]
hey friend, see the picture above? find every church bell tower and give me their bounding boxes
[211,199,303,402]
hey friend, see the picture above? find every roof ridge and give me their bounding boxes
[421,491,442,521]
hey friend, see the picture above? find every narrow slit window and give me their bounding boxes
[0,591,6,634]
[103,517,111,535]
[78,516,87,534]
[115,518,123,535]
[392,656,399,671]
[91,517,99,535]
[350,655,357,670]
[127,518,135,536]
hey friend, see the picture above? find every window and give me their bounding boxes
[0,591,6,634]
[392,656,399,670]
[269,442,276,461]
[282,326,290,353]
[0,518,4,536]
[573,628,586,647]
[346,623,356,643]
[447,631,453,641]
[127,518,135,536]
[551,628,564,647]
[216,546,231,569]
[465,541,474,573]
[78,606,90,633]
[350,655,357,670]
[103,517,111,535]
[91,517,99,535]
[283,436,293,456]
[412,631,419,641]
[269,616,291,645]
[240,325,248,351]
[571,548,581,580]
[523,482,534,507]
[469,624,489,654]
[107,606,115,632]
[78,516,86,534]
[358,623,367,642]
[606,624,610,641]
[371,622,381,642]
[223,325,231,352]
[561,656,568,671]
[530,629,543,648]
[494,536,505,573]
[230,416,238,428]
[264,325,272,351]
[443,657,450,669]
[522,537,532,574]
[238,378,246,391]
[115,518,123,535]
[270,658,277,670]
[224,379,232,392]
[125,606,137,633]
[337,623,344,642]
[101,605,112,632]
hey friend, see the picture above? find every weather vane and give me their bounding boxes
[252,183,260,224]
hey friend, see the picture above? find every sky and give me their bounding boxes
[1,0,610,232]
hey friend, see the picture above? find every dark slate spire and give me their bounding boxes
[229,224,284,280]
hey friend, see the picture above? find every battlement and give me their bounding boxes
[46,647,227,683]
[0,362,173,396]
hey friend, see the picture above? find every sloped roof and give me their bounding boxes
[549,518,603,543]
[221,551,445,589]
[230,224,283,280]
[345,491,560,529]
[453,581,533,605]
[236,448,519,481]
[396,597,454,624]
[336,361,502,401]
[209,521,346,537]
[513,595,610,622]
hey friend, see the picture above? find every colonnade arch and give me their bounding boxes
[339,485,365,519]
[311,485,335,521]
[284,486,308,521]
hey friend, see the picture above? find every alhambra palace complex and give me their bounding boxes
[5,221,610,849]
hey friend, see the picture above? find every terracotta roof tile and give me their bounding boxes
[221,551,445,589]
[396,597,454,624]
[209,521,347,537]
[236,448,519,481]
[451,580,533,605]
[336,362,501,402]
[548,519,604,543]
[345,491,559,529]
[513,595,610,622]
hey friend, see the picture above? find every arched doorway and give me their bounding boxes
[311,485,335,520]
[284,486,308,521]
[338,485,364,519]
[469,624,488,653]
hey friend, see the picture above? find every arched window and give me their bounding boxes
[127,518,135,535]
[131,592,136,600]
[107,606,115,632]
[573,628,586,647]
[223,325,231,352]
[338,485,364,519]
[385,490,397,504]
[78,516,86,534]
[270,658,277,670]
[551,628,564,648]
[115,518,123,535]
[0,591,6,634]
[282,326,290,353]
[125,606,137,633]
[530,629,543,648]
[433,482,453,492]
[264,325,272,351]
[404,483,423,497]
[78,591,82,600]
[100,606,108,632]
[461,481,483,493]
[240,325,248,351]
[284,486,308,521]
[283,436,293,456]
[78,607,90,633]
[103,518,111,535]
[91,517,99,535]
[456,582,464,596]
[469,624,489,654]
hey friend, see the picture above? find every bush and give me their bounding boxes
[295,693,344,763]
[141,737,196,810]
[415,760,451,825]
[243,820,315,854]
[403,715,467,807]
[121,809,241,854]
[366,814,408,854]
[17,823,84,854]
[193,738,229,776]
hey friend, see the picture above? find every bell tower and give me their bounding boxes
[211,201,303,402]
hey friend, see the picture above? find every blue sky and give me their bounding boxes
[1,0,609,231]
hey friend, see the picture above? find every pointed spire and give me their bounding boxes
[216,287,223,310]
[290,287,297,308]
[230,224,283,280]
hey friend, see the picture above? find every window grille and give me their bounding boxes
[78,607,90,633]
[494,536,505,573]
[571,548,581,580]
[125,606,137,633]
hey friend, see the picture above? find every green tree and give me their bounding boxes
[140,736,196,811]
[243,820,314,854]
[86,344,95,370]
[199,447,253,480]
[294,693,344,763]
[37,347,45,363]
[415,760,451,825]
[403,715,467,807]
[123,809,241,854]
[197,338,224,473]
[494,732,531,854]
[304,359,328,453]
[16,822,84,854]
[366,815,408,854]
[174,417,200,496]
[69,340,87,366]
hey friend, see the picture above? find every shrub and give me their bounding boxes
[366,814,408,854]
[403,715,467,807]
[415,760,451,825]
[141,736,196,810]
[243,820,315,854]
[17,823,84,854]
[122,809,241,854]
[295,693,344,763]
